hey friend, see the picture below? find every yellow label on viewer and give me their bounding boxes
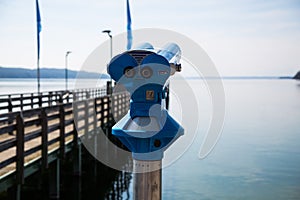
[146,90,155,100]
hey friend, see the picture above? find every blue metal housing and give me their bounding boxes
[107,43,184,160]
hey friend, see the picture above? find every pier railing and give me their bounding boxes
[0,90,130,192]
[0,87,107,114]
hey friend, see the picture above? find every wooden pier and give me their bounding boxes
[0,83,132,199]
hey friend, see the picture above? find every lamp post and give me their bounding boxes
[65,51,72,91]
[102,30,112,59]
[102,30,113,93]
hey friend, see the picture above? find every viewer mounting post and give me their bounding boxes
[107,42,183,200]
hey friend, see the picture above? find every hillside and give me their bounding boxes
[293,71,300,80]
[0,66,110,79]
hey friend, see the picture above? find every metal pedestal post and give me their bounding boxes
[133,160,162,200]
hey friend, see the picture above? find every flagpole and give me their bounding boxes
[126,0,132,50]
[37,55,40,93]
[36,0,42,93]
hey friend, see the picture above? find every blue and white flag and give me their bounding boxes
[126,0,132,50]
[36,0,42,59]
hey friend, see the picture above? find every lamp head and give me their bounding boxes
[102,30,112,37]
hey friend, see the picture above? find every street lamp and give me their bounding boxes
[102,30,112,59]
[102,30,113,93]
[65,51,72,91]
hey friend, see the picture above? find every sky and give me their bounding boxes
[0,0,300,76]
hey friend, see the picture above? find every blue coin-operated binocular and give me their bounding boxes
[107,42,184,160]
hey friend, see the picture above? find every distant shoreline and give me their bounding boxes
[0,66,295,80]
[184,76,293,80]
[0,66,109,79]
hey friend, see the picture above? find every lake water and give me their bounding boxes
[0,78,107,95]
[1,78,300,199]
[161,79,300,200]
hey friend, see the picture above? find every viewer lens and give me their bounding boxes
[124,67,135,78]
[141,67,153,79]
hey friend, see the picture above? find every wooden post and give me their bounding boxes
[16,113,25,185]
[100,98,104,129]
[8,95,13,113]
[8,96,13,135]
[66,91,70,103]
[116,173,120,199]
[41,109,48,171]
[133,160,162,200]
[73,102,78,144]
[38,94,42,107]
[31,93,34,108]
[48,92,52,106]
[73,141,82,176]
[49,159,60,199]
[16,113,25,200]
[70,170,82,200]
[106,81,112,95]
[72,102,81,176]
[73,92,77,102]
[20,94,23,111]
[59,104,65,158]
[165,84,170,111]
[59,94,63,104]
[93,98,98,133]
[91,98,98,178]
[84,100,89,135]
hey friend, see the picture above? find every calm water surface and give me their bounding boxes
[162,79,300,200]
[0,78,105,95]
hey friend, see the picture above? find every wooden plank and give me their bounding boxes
[48,137,60,146]
[0,106,9,110]
[24,129,42,142]
[48,124,60,133]
[0,99,9,103]
[0,124,15,135]
[24,145,41,157]
[0,156,16,169]
[24,118,40,127]
[64,110,72,115]
[47,113,60,121]
[65,119,73,126]
[0,138,16,152]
